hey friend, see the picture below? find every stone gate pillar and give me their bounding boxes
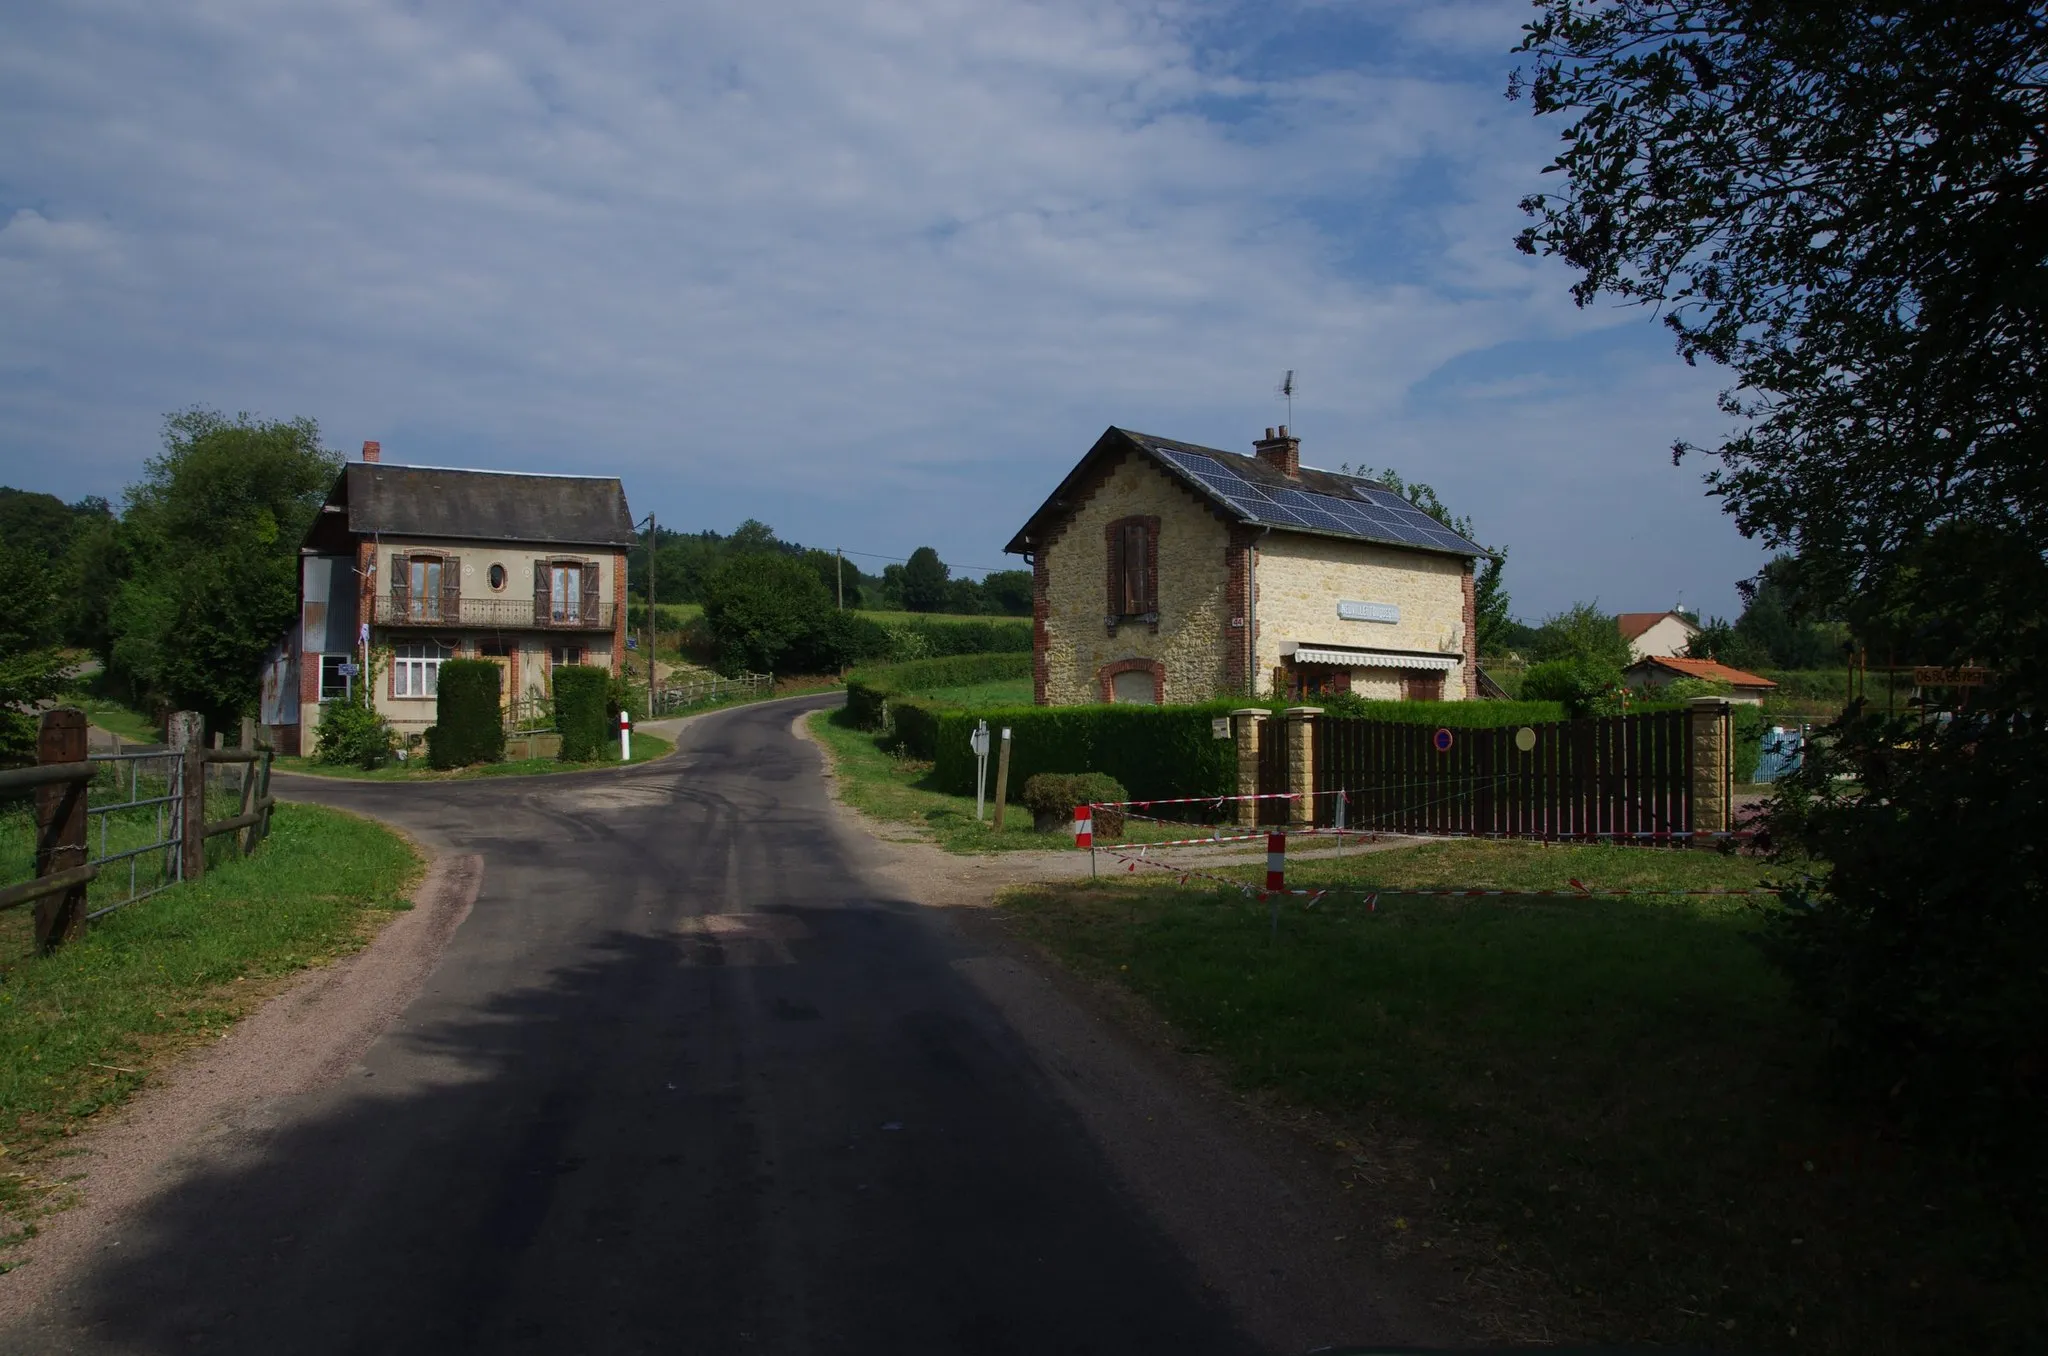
[1230,709,1267,826]
[1283,706,1322,828]
[1687,697,1733,839]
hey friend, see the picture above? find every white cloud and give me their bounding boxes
[0,0,1765,615]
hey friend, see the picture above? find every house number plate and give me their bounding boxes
[1337,600,1399,624]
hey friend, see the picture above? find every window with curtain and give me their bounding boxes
[393,641,454,697]
[408,556,442,620]
[551,562,583,623]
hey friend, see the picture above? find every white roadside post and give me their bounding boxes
[619,708,632,762]
[970,720,991,821]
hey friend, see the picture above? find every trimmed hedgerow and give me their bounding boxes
[844,653,1031,750]
[933,702,1248,801]
[553,665,612,761]
[428,659,506,768]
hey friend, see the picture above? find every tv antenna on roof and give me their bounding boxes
[1277,370,1295,426]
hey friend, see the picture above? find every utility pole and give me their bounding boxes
[646,512,657,690]
[837,548,844,610]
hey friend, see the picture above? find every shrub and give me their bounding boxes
[701,553,832,674]
[553,664,612,760]
[934,702,1245,801]
[313,698,396,769]
[428,659,505,768]
[1520,657,1625,717]
[1020,772,1127,835]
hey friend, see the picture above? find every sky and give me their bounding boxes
[0,0,1773,621]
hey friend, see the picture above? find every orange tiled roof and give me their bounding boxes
[1632,655,1777,688]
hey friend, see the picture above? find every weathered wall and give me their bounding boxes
[1253,534,1470,700]
[1038,451,1232,705]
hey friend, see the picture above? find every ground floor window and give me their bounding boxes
[393,641,454,697]
[551,644,585,669]
[319,653,355,701]
[1286,666,1351,702]
[1403,670,1445,702]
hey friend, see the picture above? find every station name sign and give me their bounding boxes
[1337,600,1399,624]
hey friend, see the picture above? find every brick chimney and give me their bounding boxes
[361,440,381,463]
[1253,425,1300,478]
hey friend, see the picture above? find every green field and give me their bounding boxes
[917,677,1034,706]
[1006,850,2032,1354]
[0,804,420,1252]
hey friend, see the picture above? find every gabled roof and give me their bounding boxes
[1627,655,1777,689]
[316,463,636,549]
[1618,611,1699,644]
[1004,427,1489,559]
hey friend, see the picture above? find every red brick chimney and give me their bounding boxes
[1253,425,1299,478]
[361,440,381,463]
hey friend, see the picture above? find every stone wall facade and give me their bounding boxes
[1035,450,1234,705]
[1253,534,1471,701]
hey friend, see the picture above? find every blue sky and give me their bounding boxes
[0,0,1771,620]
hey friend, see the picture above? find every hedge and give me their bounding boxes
[428,660,506,768]
[554,665,612,761]
[932,701,1250,801]
[892,618,1031,656]
[844,653,1031,748]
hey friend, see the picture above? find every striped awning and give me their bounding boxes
[1288,647,1460,671]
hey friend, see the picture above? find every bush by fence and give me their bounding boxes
[428,660,506,768]
[553,665,612,761]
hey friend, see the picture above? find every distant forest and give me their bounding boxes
[631,518,1031,616]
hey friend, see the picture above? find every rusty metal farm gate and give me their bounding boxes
[1310,709,1694,842]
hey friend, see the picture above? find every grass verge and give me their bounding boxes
[808,708,1229,854]
[0,804,420,1255]
[59,673,161,746]
[1003,860,2035,1354]
[275,732,673,781]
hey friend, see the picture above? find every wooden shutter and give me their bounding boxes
[1124,522,1150,615]
[442,554,461,623]
[390,552,410,618]
[534,560,551,627]
[580,559,600,626]
[1106,527,1125,620]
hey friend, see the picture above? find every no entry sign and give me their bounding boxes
[1433,727,1454,753]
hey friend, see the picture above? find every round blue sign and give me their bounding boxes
[1433,727,1454,753]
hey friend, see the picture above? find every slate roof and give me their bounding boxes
[1627,655,1777,689]
[1618,611,1698,644]
[331,463,636,548]
[1005,427,1489,559]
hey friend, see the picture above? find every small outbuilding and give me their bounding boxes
[1623,655,1777,704]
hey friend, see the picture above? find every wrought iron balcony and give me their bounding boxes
[371,597,616,630]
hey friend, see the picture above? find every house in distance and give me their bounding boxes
[259,441,635,753]
[1005,425,1490,705]
[1617,609,1702,662]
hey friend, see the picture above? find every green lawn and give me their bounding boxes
[1201,836,1785,896]
[0,804,420,1255]
[58,674,161,746]
[1005,863,2033,1354]
[276,732,673,781]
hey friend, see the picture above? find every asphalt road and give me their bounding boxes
[15,697,1258,1355]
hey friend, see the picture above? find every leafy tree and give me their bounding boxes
[900,546,950,613]
[0,488,105,566]
[701,553,830,673]
[1347,464,1513,653]
[980,569,1034,617]
[0,547,69,764]
[1515,1,2048,1174]
[1530,601,1632,672]
[98,410,340,730]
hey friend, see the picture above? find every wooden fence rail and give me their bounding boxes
[2,707,277,952]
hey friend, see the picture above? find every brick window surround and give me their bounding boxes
[1098,657,1167,703]
[1103,515,1160,635]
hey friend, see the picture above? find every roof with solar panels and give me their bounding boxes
[1004,426,1491,559]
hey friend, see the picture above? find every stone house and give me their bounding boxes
[1617,610,1701,661]
[1004,426,1490,705]
[263,441,635,753]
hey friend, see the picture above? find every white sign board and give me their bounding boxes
[1212,717,1231,740]
[1338,600,1400,624]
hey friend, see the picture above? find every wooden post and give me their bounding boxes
[992,727,1012,830]
[255,748,275,844]
[169,710,206,882]
[33,708,90,952]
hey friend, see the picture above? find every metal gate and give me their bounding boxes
[1312,710,1694,842]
